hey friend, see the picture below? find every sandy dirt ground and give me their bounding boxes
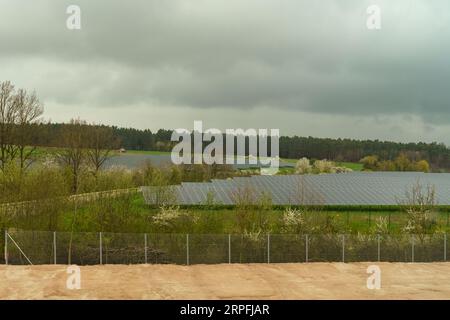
[0,262,449,300]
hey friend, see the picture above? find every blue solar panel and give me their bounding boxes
[142,172,450,206]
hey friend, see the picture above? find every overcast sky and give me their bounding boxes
[1,0,450,144]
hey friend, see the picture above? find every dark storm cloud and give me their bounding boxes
[1,0,450,127]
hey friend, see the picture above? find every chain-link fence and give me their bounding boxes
[2,230,448,265]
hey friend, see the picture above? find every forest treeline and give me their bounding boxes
[32,122,450,171]
[2,80,448,172]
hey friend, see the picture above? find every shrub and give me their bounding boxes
[295,157,312,174]
[152,206,197,232]
[371,216,389,235]
[281,207,309,234]
[313,159,335,173]
[398,181,439,238]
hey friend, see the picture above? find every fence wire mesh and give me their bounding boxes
[3,230,448,265]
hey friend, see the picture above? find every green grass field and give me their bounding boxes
[123,150,172,155]
[335,161,364,171]
[8,193,447,235]
[281,158,363,171]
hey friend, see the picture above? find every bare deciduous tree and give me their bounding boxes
[57,119,88,193]
[86,124,119,177]
[0,81,18,171]
[13,89,44,170]
[0,81,43,172]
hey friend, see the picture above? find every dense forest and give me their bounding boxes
[32,122,450,171]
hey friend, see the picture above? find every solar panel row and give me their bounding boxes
[142,172,450,206]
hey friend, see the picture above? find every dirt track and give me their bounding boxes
[1,262,450,300]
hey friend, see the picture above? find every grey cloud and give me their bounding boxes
[0,0,450,139]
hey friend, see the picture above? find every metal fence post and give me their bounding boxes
[305,234,308,263]
[228,234,231,264]
[53,231,57,265]
[377,234,381,262]
[186,234,189,266]
[445,234,447,262]
[4,229,8,265]
[144,233,148,264]
[411,235,415,263]
[99,232,103,265]
[267,234,270,264]
[342,234,345,263]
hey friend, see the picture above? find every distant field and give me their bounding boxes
[336,161,364,171]
[124,150,172,155]
[31,147,363,172]
[281,158,363,171]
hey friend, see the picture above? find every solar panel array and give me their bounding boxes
[142,172,450,206]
